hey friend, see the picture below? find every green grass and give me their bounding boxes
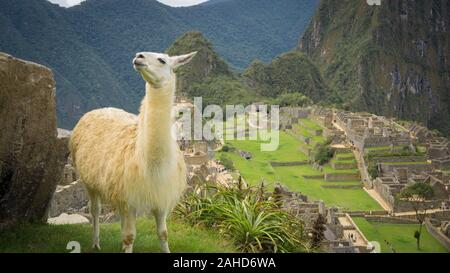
[299,118,323,131]
[353,217,448,253]
[223,131,309,162]
[335,153,356,160]
[217,117,380,211]
[365,146,408,151]
[274,166,380,211]
[292,124,325,144]
[322,165,360,174]
[0,217,235,253]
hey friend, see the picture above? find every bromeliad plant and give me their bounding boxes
[175,184,309,253]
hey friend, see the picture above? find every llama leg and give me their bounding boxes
[89,194,101,250]
[120,207,137,253]
[154,210,170,253]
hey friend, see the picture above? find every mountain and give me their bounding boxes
[243,51,330,103]
[299,0,450,136]
[166,31,231,96]
[0,0,319,129]
[167,31,258,107]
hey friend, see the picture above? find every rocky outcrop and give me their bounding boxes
[299,0,450,136]
[0,53,68,228]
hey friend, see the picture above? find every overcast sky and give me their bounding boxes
[47,0,209,8]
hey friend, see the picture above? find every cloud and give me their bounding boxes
[47,0,209,8]
[157,0,209,7]
[47,0,85,8]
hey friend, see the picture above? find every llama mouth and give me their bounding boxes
[133,63,146,70]
[133,59,147,69]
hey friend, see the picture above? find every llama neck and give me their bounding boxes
[137,82,175,165]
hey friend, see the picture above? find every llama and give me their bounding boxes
[69,51,197,253]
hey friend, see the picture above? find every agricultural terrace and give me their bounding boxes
[218,116,382,211]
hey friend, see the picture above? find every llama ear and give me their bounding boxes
[170,51,197,69]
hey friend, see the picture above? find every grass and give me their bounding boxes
[274,167,380,211]
[0,217,235,253]
[322,164,360,174]
[335,153,356,160]
[217,117,380,211]
[353,217,448,253]
[299,118,322,131]
[292,124,325,144]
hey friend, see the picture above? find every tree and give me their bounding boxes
[397,182,434,250]
[310,214,327,249]
[312,138,334,165]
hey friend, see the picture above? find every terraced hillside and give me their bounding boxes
[217,116,382,211]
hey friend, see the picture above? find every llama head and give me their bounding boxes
[133,51,197,88]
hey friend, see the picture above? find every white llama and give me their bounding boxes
[69,51,197,253]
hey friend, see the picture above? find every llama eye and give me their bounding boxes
[157,58,166,65]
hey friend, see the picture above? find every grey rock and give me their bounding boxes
[0,52,68,228]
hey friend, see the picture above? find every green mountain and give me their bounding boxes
[0,0,319,129]
[243,51,330,103]
[299,0,450,136]
[167,31,257,108]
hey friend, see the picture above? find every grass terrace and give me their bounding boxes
[353,217,447,253]
[217,116,381,211]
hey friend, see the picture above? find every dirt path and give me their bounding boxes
[363,188,392,211]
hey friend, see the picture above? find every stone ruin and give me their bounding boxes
[272,184,373,253]
[373,168,450,212]
[335,110,411,151]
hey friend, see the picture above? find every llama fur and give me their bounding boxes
[69,51,197,253]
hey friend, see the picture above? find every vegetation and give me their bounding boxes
[176,184,309,253]
[312,138,334,165]
[368,164,380,180]
[217,118,380,211]
[219,154,235,171]
[1,0,319,128]
[243,51,329,102]
[275,93,313,107]
[397,182,435,250]
[300,0,450,137]
[353,217,447,253]
[0,218,234,253]
[310,214,327,249]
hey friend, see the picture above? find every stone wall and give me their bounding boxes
[379,163,432,173]
[0,53,68,228]
[324,173,360,182]
[393,199,447,213]
[370,156,427,163]
[48,181,88,217]
[331,162,358,170]
[364,216,418,224]
[425,219,450,252]
[270,161,309,167]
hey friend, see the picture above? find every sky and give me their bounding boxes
[47,0,209,8]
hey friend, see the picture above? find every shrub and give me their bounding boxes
[175,184,309,253]
[312,138,334,165]
[220,154,235,171]
[368,164,380,179]
[221,145,230,152]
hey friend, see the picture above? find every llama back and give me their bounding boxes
[69,108,139,206]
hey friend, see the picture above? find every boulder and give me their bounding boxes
[0,52,68,228]
[48,213,90,225]
[48,180,89,218]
